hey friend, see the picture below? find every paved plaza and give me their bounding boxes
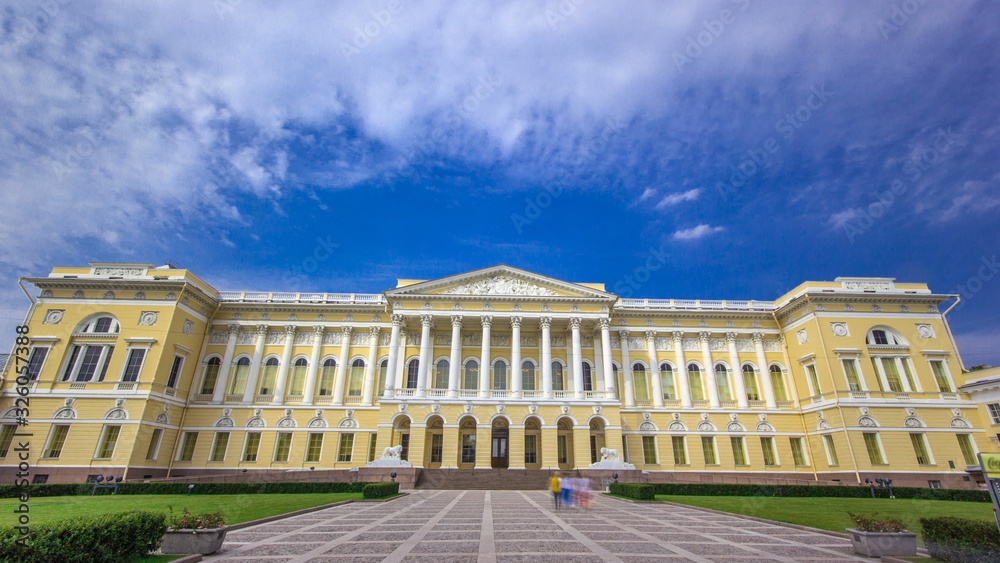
[203,490,867,562]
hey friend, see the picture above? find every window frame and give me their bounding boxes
[25,345,51,380]
[145,428,163,461]
[94,425,122,460]
[209,431,230,462]
[789,437,808,466]
[988,403,1000,425]
[760,436,779,466]
[306,432,325,463]
[273,432,293,462]
[956,433,978,466]
[822,434,840,466]
[242,432,262,462]
[119,346,148,382]
[863,432,886,465]
[0,425,16,458]
[44,425,71,459]
[670,435,687,465]
[177,431,199,462]
[701,435,718,465]
[909,432,934,465]
[166,355,184,389]
[641,435,658,465]
[731,435,748,465]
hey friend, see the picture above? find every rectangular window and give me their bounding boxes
[930,360,953,392]
[368,434,378,462]
[61,345,81,381]
[336,433,353,462]
[464,363,478,390]
[96,426,121,459]
[910,433,932,465]
[274,433,292,462]
[633,371,649,400]
[661,368,676,400]
[97,346,114,381]
[493,363,507,390]
[957,434,977,466]
[670,436,686,465]
[76,345,105,381]
[823,434,839,465]
[145,428,163,460]
[45,425,70,458]
[881,357,904,392]
[462,434,476,463]
[790,437,807,466]
[430,433,443,463]
[928,480,942,489]
[166,356,183,388]
[688,370,704,400]
[744,368,760,400]
[178,432,199,461]
[210,432,230,462]
[524,434,537,465]
[841,359,861,391]
[243,432,261,462]
[701,436,717,465]
[557,435,568,464]
[642,435,658,465]
[989,403,1000,425]
[901,359,918,391]
[0,425,16,457]
[770,369,787,402]
[121,348,146,382]
[760,437,778,466]
[348,365,364,396]
[731,436,747,465]
[306,432,325,463]
[863,432,885,465]
[26,347,49,380]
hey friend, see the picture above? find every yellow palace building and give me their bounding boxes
[0,263,994,488]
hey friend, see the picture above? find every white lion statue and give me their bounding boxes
[381,445,403,459]
[600,447,618,461]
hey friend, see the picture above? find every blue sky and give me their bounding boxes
[1,1,998,367]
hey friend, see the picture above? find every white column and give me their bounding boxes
[332,326,352,405]
[417,315,432,398]
[753,333,777,409]
[571,318,584,399]
[361,326,379,405]
[242,325,268,404]
[674,331,691,408]
[646,331,663,408]
[212,324,240,403]
[448,316,462,398]
[511,316,523,398]
[271,325,296,404]
[479,316,492,397]
[384,315,402,399]
[600,319,614,399]
[619,330,634,407]
[727,332,748,408]
[700,332,720,408]
[302,326,324,405]
[592,329,604,394]
[540,317,553,399]
[394,329,408,391]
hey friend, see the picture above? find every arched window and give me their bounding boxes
[715,364,731,401]
[769,365,788,401]
[660,363,676,400]
[552,362,564,391]
[228,357,251,395]
[687,363,704,401]
[464,360,479,390]
[493,360,507,390]
[406,359,419,389]
[319,359,336,396]
[866,328,906,346]
[347,359,365,396]
[287,358,308,396]
[633,363,649,400]
[62,314,120,383]
[77,315,120,334]
[434,359,449,389]
[522,361,535,391]
[582,363,593,392]
[377,359,388,395]
[200,357,222,395]
[258,357,279,395]
[742,364,760,401]
[866,327,916,392]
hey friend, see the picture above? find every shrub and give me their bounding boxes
[362,482,400,499]
[168,507,226,530]
[0,480,368,498]
[919,516,1000,563]
[648,483,990,502]
[609,483,655,501]
[0,510,166,563]
[848,512,908,533]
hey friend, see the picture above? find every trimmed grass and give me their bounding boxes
[135,556,185,563]
[657,494,996,546]
[0,492,362,527]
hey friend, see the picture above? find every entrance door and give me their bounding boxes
[399,434,410,461]
[491,428,509,468]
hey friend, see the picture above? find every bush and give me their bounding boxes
[169,507,226,530]
[848,512,908,533]
[609,483,655,501]
[920,516,1000,563]
[362,482,400,499]
[648,483,990,502]
[0,510,166,563]
[0,481,368,498]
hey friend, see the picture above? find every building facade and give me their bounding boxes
[0,263,993,487]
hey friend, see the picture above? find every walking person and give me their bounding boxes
[549,473,562,509]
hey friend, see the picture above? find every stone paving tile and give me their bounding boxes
[400,556,478,563]
[410,541,480,553]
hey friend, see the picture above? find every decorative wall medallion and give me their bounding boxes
[103,291,116,299]
[726,421,745,432]
[725,321,735,328]
[116,398,126,407]
[672,320,681,327]
[916,324,934,338]
[831,323,849,337]
[817,420,831,430]
[72,290,84,298]
[900,305,910,312]
[529,404,538,413]
[432,403,441,412]
[755,422,774,432]
[483,304,494,311]
[287,313,298,321]
[232,313,242,320]
[666,420,685,431]
[903,417,924,428]
[105,408,128,420]
[697,420,716,431]
[871,304,882,312]
[40,289,53,298]
[309,417,329,428]
[699,320,708,328]
[465,404,473,413]
[844,304,854,311]
[858,416,878,427]
[53,407,77,419]
[215,417,234,427]
[65,398,76,407]
[562,405,570,414]
[752,321,762,328]
[182,320,194,335]
[570,305,581,312]
[496,404,505,413]
[758,413,767,422]
[452,303,463,310]
[276,416,296,428]
[43,309,65,324]
[155,413,169,424]
[950,417,971,428]
[951,408,961,417]
[133,292,145,300]
[512,304,523,312]
[399,404,407,412]
[796,330,808,344]
[337,418,356,428]
[594,405,602,414]
[247,417,265,428]
[815,304,826,311]
[541,304,552,312]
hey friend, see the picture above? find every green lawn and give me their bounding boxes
[657,495,996,546]
[0,492,362,527]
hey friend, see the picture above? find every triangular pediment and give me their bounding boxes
[385,265,615,300]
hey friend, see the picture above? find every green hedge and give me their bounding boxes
[362,482,400,499]
[609,483,655,501]
[0,481,368,498]
[919,516,1000,563]
[649,483,990,502]
[0,510,166,563]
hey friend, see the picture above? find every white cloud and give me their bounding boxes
[672,224,725,241]
[827,208,863,229]
[655,188,701,209]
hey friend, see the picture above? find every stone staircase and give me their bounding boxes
[414,468,561,490]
